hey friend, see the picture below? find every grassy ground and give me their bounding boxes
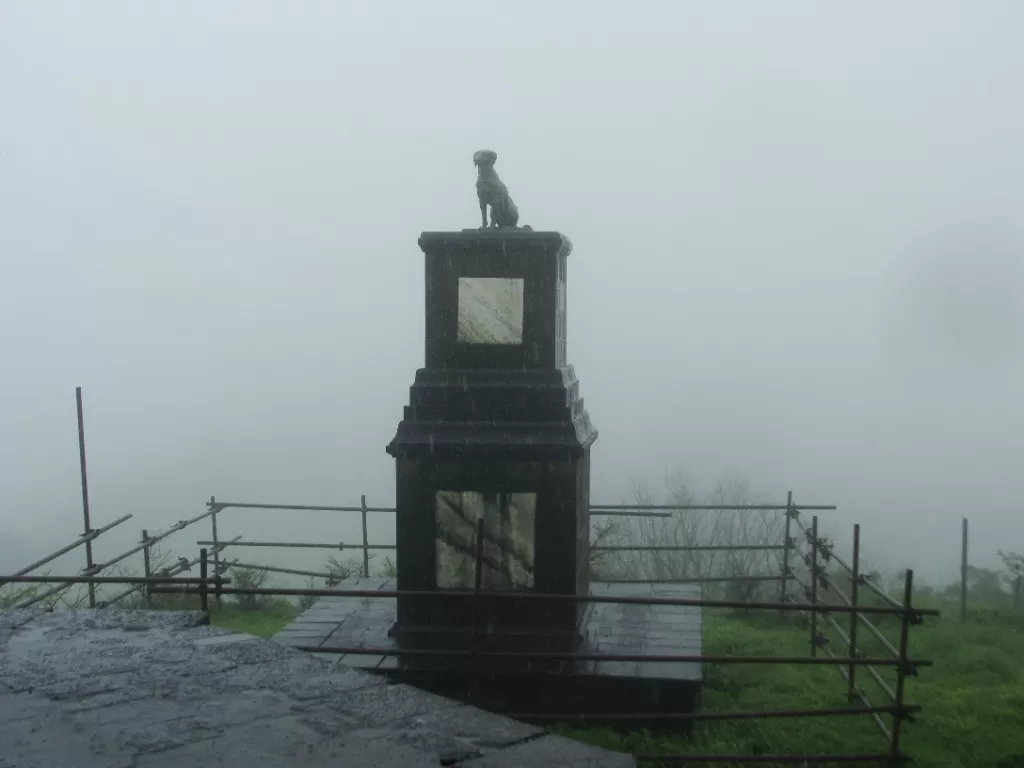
[200,595,1024,765]
[203,597,1024,765]
[207,599,300,638]
[10,581,1015,765]
[559,609,1024,767]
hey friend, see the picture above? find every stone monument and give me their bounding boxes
[274,154,703,726]
[385,155,598,654]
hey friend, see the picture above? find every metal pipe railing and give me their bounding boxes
[294,642,923,668]
[590,504,838,511]
[224,561,339,580]
[96,536,241,608]
[1,513,132,584]
[183,583,936,619]
[12,506,226,609]
[601,574,792,584]
[511,703,920,723]
[195,539,395,551]
[592,544,786,552]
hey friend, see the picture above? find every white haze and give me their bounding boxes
[1,1,1022,586]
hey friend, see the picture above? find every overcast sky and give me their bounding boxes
[2,1,1022,585]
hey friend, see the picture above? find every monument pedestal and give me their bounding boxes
[386,230,596,661]
[265,154,706,726]
[273,227,703,726]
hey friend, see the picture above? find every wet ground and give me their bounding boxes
[0,607,635,767]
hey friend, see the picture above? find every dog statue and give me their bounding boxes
[473,150,521,229]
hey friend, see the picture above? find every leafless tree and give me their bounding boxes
[595,474,788,601]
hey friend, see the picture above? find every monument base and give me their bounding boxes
[273,578,704,732]
[388,623,584,657]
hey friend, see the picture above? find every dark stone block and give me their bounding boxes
[385,229,597,659]
[418,230,570,371]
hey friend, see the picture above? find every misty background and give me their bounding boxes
[2,2,1022,587]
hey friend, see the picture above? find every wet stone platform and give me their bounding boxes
[0,607,635,767]
[275,579,703,680]
[273,579,703,727]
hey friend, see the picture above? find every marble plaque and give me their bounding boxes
[456,277,524,345]
[435,490,536,590]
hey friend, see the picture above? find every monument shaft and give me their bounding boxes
[387,230,597,655]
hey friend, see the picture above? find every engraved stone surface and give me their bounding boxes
[435,491,536,590]
[456,277,525,345]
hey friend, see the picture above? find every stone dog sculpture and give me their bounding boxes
[473,150,522,229]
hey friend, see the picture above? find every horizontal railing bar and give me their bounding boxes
[590,510,673,518]
[207,500,836,515]
[226,561,338,580]
[195,540,396,552]
[198,540,342,550]
[592,545,785,552]
[296,643,926,668]
[210,501,677,517]
[633,753,901,764]
[601,575,790,584]
[511,703,920,722]
[3,576,221,585]
[11,567,98,609]
[592,504,838,511]
[168,584,939,617]
[1,513,132,583]
[210,501,396,513]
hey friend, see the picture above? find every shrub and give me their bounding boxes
[229,565,272,612]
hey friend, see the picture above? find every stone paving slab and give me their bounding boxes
[275,580,703,682]
[0,608,635,767]
[587,582,703,680]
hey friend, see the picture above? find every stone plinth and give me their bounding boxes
[386,230,597,658]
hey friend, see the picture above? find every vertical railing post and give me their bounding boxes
[809,515,819,657]
[960,517,969,624]
[847,523,861,701]
[76,387,96,609]
[470,517,485,700]
[141,529,153,610]
[780,490,793,604]
[209,496,222,606]
[199,548,209,613]
[890,568,915,765]
[361,494,370,578]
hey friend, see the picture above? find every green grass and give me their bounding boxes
[207,599,300,638]
[559,609,1024,767]
[41,577,1016,765]
[201,596,1024,764]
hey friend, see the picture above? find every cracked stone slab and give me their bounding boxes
[0,608,636,767]
[344,703,545,764]
[457,733,637,767]
[191,631,259,647]
[316,680,462,725]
